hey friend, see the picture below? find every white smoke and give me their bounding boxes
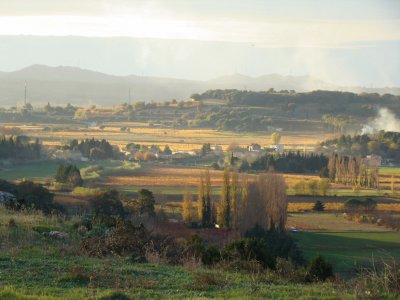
[361,108,400,134]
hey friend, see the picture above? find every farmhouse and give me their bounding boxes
[270,144,285,153]
[248,143,262,152]
[366,155,382,167]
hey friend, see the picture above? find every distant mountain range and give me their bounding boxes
[0,65,399,106]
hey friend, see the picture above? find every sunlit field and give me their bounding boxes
[2,122,332,151]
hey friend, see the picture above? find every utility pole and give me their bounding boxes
[24,81,27,106]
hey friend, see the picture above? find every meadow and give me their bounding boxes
[0,206,399,299]
[0,207,392,299]
[295,231,400,272]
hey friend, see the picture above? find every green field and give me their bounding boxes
[380,167,400,175]
[295,231,400,272]
[0,160,140,183]
[0,160,92,182]
[0,255,357,300]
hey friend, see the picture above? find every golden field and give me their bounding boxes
[4,123,332,151]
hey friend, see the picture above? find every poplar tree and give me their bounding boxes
[327,153,336,182]
[182,187,193,223]
[231,171,240,231]
[204,169,212,227]
[218,168,231,229]
[197,174,205,222]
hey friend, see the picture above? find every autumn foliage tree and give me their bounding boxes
[182,187,193,223]
[239,171,288,235]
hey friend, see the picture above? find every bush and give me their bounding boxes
[353,260,400,298]
[127,189,155,216]
[344,198,377,212]
[55,163,83,187]
[11,181,62,214]
[183,234,220,266]
[306,256,334,282]
[273,257,307,283]
[80,221,150,257]
[245,225,305,266]
[90,189,125,225]
[222,237,275,269]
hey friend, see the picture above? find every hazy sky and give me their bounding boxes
[0,0,399,86]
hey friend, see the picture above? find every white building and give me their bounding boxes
[270,144,284,153]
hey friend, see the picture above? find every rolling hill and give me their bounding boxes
[0,65,399,106]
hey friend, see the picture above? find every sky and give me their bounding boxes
[0,0,399,86]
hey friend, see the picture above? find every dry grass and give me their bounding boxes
[103,166,226,188]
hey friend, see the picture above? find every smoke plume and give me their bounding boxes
[361,107,400,134]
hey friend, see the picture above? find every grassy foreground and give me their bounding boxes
[0,208,355,299]
[0,210,399,299]
[0,256,355,300]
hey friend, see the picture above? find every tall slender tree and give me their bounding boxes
[218,168,231,229]
[197,174,205,222]
[182,187,193,223]
[231,171,240,231]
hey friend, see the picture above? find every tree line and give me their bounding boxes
[65,138,114,160]
[192,89,399,117]
[325,153,379,189]
[183,169,288,235]
[0,136,40,160]
[320,132,400,160]
[240,152,328,174]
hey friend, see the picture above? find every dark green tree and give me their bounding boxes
[90,189,125,224]
[15,181,59,214]
[306,256,334,282]
[55,164,83,187]
[312,200,325,212]
[137,189,155,216]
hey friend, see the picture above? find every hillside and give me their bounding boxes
[1,65,399,106]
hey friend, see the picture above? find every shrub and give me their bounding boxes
[55,163,83,187]
[80,221,150,257]
[353,260,400,298]
[274,257,307,283]
[13,181,62,214]
[344,198,377,212]
[306,256,334,282]
[127,189,155,216]
[245,225,305,266]
[90,189,125,225]
[183,234,220,266]
[222,237,275,269]
[220,225,305,270]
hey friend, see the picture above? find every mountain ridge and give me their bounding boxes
[0,64,399,106]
